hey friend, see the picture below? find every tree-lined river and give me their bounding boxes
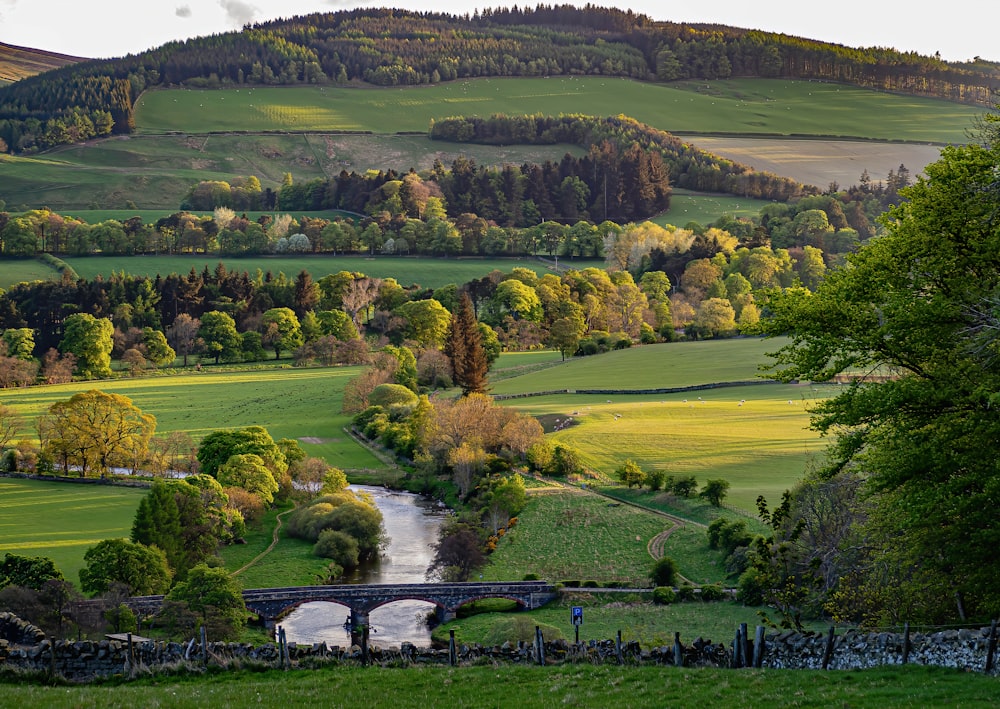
[279,486,447,648]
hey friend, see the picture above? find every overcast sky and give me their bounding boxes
[0,0,993,64]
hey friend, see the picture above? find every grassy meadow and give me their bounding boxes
[480,487,670,586]
[135,78,978,143]
[58,255,588,290]
[0,365,385,471]
[3,664,995,708]
[0,477,144,583]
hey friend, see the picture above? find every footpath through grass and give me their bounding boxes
[2,664,996,708]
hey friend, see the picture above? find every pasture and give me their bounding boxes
[490,337,782,393]
[134,78,978,143]
[2,664,994,707]
[510,383,828,512]
[57,255,585,290]
[0,477,144,583]
[481,487,669,586]
[0,366,386,471]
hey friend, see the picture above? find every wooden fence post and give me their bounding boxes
[200,625,208,666]
[673,631,683,668]
[615,630,623,665]
[740,622,750,668]
[449,629,456,667]
[732,625,743,668]
[753,626,766,668]
[902,622,911,665]
[821,626,836,670]
[986,619,998,673]
[535,626,546,665]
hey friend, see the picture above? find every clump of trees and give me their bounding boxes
[748,118,1000,628]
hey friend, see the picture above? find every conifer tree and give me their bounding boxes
[445,292,489,396]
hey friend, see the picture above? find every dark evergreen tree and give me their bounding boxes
[444,292,489,396]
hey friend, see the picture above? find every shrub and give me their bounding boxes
[523,572,539,581]
[649,557,677,587]
[699,583,727,601]
[670,475,698,497]
[582,579,600,588]
[652,586,676,605]
[313,529,361,570]
[675,583,697,602]
[736,568,766,606]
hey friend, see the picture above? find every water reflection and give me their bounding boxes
[279,486,446,648]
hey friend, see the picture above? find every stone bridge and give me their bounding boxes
[127,581,558,631]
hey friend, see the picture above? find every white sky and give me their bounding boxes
[0,0,994,64]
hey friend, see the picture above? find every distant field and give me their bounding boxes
[0,366,386,471]
[0,477,144,583]
[135,78,978,143]
[0,259,60,285]
[689,136,946,190]
[1,77,974,215]
[59,255,586,290]
[0,134,583,211]
[508,382,829,512]
[657,191,772,228]
[491,338,782,394]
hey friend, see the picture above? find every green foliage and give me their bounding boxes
[616,458,646,488]
[312,529,360,570]
[645,469,666,492]
[197,426,287,479]
[59,313,113,378]
[758,134,1000,625]
[652,586,676,605]
[699,584,727,602]
[165,563,246,640]
[79,538,171,596]
[699,479,730,507]
[649,556,678,587]
[217,453,279,506]
[0,553,64,591]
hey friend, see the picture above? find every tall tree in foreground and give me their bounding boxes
[444,291,489,395]
[758,129,1000,625]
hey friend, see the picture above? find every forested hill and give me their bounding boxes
[2,4,998,154]
[0,43,85,85]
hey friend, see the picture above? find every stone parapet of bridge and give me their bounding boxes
[125,581,558,629]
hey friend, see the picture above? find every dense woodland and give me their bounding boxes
[1,4,998,153]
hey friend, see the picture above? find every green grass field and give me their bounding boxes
[0,366,385,471]
[0,133,583,211]
[135,78,978,143]
[481,487,668,586]
[58,255,588,291]
[0,477,145,583]
[491,338,783,394]
[2,664,995,708]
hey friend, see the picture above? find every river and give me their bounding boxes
[278,486,447,648]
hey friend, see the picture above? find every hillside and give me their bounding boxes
[0,42,85,84]
[1,5,997,155]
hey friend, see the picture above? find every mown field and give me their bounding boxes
[0,76,976,215]
[59,254,589,290]
[0,366,384,470]
[0,477,144,583]
[135,78,978,143]
[3,664,994,708]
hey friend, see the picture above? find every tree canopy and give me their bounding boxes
[758,132,1000,624]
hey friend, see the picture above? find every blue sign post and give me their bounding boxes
[571,606,583,643]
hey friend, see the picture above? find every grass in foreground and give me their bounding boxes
[2,664,996,708]
[0,477,144,582]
